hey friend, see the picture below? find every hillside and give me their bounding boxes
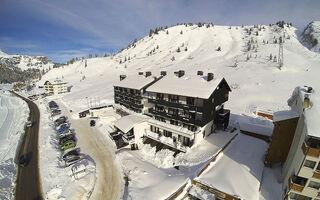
[40,22,320,116]
[0,49,59,83]
[301,21,320,53]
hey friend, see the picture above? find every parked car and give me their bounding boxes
[51,109,61,117]
[57,123,70,133]
[60,140,75,151]
[62,148,80,160]
[19,154,30,167]
[90,120,96,127]
[26,121,33,127]
[59,134,75,145]
[59,130,74,138]
[55,116,68,127]
[65,155,81,167]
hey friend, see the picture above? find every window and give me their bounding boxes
[304,160,316,169]
[186,97,195,105]
[308,181,320,189]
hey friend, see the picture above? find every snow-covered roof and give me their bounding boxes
[188,185,216,200]
[239,121,273,137]
[114,114,147,133]
[146,74,230,99]
[113,75,156,90]
[45,80,67,85]
[294,86,320,138]
[195,134,268,200]
[273,110,299,122]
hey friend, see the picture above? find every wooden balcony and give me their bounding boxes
[313,171,320,179]
[288,175,307,192]
[302,142,320,157]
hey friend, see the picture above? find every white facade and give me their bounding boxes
[44,80,68,95]
[281,86,320,200]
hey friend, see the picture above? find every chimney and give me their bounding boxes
[174,71,179,76]
[138,72,143,75]
[145,71,152,77]
[207,73,214,82]
[197,71,203,76]
[178,70,185,78]
[161,71,167,76]
[120,75,126,81]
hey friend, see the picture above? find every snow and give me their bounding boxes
[32,22,320,198]
[259,164,282,200]
[146,74,226,99]
[113,75,156,90]
[188,185,216,200]
[273,110,299,122]
[234,114,274,137]
[114,114,147,133]
[195,133,268,200]
[38,99,96,199]
[117,150,188,200]
[0,90,29,200]
[0,49,8,57]
[298,86,320,138]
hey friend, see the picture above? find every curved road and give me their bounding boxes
[12,92,43,200]
[58,102,122,199]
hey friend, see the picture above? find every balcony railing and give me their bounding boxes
[144,131,186,152]
[302,142,320,157]
[122,134,135,143]
[148,98,203,113]
[148,108,203,126]
[289,175,307,192]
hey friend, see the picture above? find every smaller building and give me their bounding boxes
[114,114,148,149]
[44,80,68,95]
[89,105,113,118]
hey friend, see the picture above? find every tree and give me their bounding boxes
[184,47,188,51]
[180,30,183,34]
[269,54,272,60]
[217,46,221,51]
[166,30,169,34]
[177,47,181,53]
[171,56,175,61]
[156,45,159,49]
[149,29,154,37]
[95,53,98,58]
[85,59,87,67]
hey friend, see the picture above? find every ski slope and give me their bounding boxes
[40,23,320,116]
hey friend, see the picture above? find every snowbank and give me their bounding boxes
[0,91,29,200]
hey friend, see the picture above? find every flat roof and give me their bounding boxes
[273,110,299,122]
[195,134,268,200]
[113,75,156,90]
[146,74,229,99]
[114,114,147,133]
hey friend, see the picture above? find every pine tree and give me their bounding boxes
[269,54,272,60]
[217,46,221,51]
[180,30,183,35]
[177,47,181,53]
[149,29,154,37]
[166,30,169,34]
[185,47,188,51]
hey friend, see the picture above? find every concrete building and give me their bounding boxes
[273,86,320,200]
[44,80,68,95]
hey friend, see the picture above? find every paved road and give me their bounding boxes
[12,92,43,200]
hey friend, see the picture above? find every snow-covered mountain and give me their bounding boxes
[0,49,55,72]
[301,21,320,53]
[40,22,320,116]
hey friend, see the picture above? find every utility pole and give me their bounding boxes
[278,33,284,69]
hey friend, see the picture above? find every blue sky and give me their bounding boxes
[0,0,319,63]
